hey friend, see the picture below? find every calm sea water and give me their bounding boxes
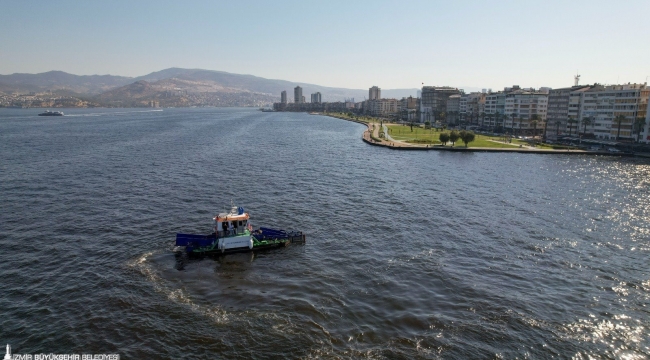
[1,108,649,359]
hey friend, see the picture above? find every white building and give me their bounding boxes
[367,98,398,117]
[503,89,548,135]
[580,83,649,141]
[460,92,485,125]
[311,92,322,104]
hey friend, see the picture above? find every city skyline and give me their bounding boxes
[1,0,648,90]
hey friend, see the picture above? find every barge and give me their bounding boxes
[175,204,305,255]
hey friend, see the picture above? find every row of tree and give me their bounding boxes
[560,114,646,141]
[439,130,476,147]
[432,110,647,143]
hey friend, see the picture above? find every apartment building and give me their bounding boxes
[281,91,287,104]
[643,104,650,143]
[503,89,548,135]
[460,92,485,125]
[446,94,461,124]
[420,86,461,123]
[367,98,398,117]
[545,85,591,139]
[398,96,419,121]
[311,92,322,104]
[580,83,649,141]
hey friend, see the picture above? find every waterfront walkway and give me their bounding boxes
[325,114,634,156]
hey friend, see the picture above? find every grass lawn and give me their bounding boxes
[386,125,520,148]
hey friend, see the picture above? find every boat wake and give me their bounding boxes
[126,251,231,324]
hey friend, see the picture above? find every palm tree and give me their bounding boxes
[542,117,549,142]
[530,114,539,144]
[581,116,592,137]
[555,120,561,137]
[511,112,517,136]
[438,111,447,126]
[633,116,646,143]
[567,116,577,136]
[479,112,486,128]
[614,114,626,141]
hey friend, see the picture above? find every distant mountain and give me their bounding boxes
[0,68,420,105]
[0,70,132,95]
[133,67,419,101]
[94,78,277,107]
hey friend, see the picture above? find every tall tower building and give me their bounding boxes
[281,91,287,104]
[369,86,381,100]
[311,92,322,104]
[294,86,303,103]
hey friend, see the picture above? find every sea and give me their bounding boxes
[1,107,649,359]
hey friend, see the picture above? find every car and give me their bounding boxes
[607,148,621,153]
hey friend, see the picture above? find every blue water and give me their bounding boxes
[1,107,649,358]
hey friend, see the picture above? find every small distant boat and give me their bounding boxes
[260,108,275,112]
[38,110,64,116]
[175,203,305,255]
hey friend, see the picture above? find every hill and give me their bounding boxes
[94,78,277,107]
[0,70,132,95]
[0,68,420,106]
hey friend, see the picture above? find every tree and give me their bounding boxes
[449,130,460,146]
[555,120,561,137]
[460,130,476,147]
[439,132,450,145]
[494,112,502,132]
[438,111,447,126]
[633,116,646,143]
[530,114,539,142]
[614,114,626,141]
[580,116,592,137]
[424,120,431,129]
[511,112,517,136]
[410,122,414,132]
[567,116,577,136]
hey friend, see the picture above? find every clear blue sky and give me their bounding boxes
[1,0,648,90]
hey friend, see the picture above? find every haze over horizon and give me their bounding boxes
[1,0,648,91]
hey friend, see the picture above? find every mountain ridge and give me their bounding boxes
[0,68,420,103]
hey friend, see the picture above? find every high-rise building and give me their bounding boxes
[311,92,322,104]
[294,86,303,103]
[281,91,287,104]
[369,86,381,100]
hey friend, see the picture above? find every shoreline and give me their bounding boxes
[322,113,638,157]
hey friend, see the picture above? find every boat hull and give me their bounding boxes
[175,228,305,255]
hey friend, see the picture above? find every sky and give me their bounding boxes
[1,0,648,90]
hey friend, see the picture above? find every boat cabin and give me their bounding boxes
[214,205,250,237]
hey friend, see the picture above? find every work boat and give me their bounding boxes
[175,204,305,255]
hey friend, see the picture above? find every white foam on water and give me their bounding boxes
[126,251,231,324]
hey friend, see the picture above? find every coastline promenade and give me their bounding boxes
[324,113,635,156]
